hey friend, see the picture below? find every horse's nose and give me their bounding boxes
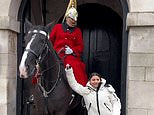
[20,73,28,79]
[19,66,28,78]
[20,75,25,78]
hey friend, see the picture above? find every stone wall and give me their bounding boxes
[0,0,20,115]
[127,0,154,115]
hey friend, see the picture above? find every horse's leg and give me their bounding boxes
[33,85,51,115]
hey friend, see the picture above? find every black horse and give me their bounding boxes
[19,21,73,115]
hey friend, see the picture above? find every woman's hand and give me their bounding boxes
[66,64,72,70]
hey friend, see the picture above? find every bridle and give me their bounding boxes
[25,30,48,59]
[25,29,61,97]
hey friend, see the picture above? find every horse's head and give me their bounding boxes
[19,20,54,78]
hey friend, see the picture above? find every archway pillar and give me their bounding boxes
[0,0,20,115]
[126,11,154,115]
[0,29,18,115]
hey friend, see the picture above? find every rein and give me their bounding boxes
[37,51,61,97]
[38,63,61,97]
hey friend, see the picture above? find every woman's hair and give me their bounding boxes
[89,72,102,81]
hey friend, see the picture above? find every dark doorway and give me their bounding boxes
[78,4,122,97]
[67,4,122,115]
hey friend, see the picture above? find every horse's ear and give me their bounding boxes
[24,18,33,33]
[45,20,56,33]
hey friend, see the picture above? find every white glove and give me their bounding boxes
[65,45,73,54]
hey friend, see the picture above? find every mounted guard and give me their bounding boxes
[50,0,88,86]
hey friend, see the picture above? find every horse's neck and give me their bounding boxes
[46,40,60,66]
[41,46,61,84]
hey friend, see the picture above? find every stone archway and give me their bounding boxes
[16,0,128,115]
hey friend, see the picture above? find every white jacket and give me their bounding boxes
[66,68,121,115]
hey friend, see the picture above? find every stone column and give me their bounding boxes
[0,0,20,115]
[127,0,154,115]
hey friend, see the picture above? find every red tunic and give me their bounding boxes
[50,24,88,86]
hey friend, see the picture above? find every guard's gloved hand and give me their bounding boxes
[65,45,73,54]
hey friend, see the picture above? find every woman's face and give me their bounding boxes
[66,17,77,27]
[90,75,101,88]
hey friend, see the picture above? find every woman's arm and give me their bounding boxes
[111,92,121,115]
[65,67,90,96]
[106,85,121,115]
